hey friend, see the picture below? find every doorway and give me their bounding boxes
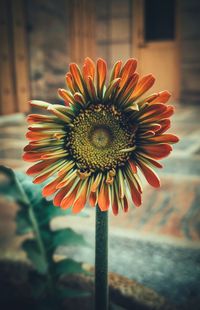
[132,0,180,100]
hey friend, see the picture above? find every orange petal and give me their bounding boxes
[27,114,56,124]
[139,103,167,121]
[117,73,139,102]
[120,58,137,89]
[137,155,163,168]
[58,88,74,106]
[127,176,142,207]
[70,63,84,94]
[23,152,44,162]
[98,183,110,211]
[141,144,172,159]
[148,90,171,104]
[128,160,137,173]
[97,58,107,97]
[130,74,155,100]
[26,131,52,141]
[86,76,97,100]
[26,159,56,175]
[123,196,129,213]
[53,184,73,207]
[156,119,171,134]
[83,57,95,81]
[148,134,179,144]
[112,189,119,215]
[91,173,102,192]
[160,105,175,119]
[89,191,97,207]
[140,105,175,124]
[42,174,64,196]
[60,183,79,209]
[137,161,160,188]
[110,60,122,81]
[73,182,88,213]
[65,72,75,93]
[74,92,85,105]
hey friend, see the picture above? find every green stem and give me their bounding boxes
[95,205,108,310]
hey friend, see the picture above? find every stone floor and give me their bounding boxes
[0,103,200,308]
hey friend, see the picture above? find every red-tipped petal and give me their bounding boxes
[89,191,96,207]
[141,143,172,159]
[98,183,110,211]
[26,159,56,175]
[58,88,74,106]
[83,57,95,81]
[73,182,88,213]
[148,134,179,144]
[120,58,137,89]
[130,74,155,100]
[148,90,171,104]
[156,119,171,134]
[70,63,84,93]
[128,160,137,173]
[42,175,64,196]
[137,161,160,188]
[65,72,75,93]
[127,176,142,207]
[110,60,122,81]
[97,58,107,96]
[112,190,119,215]
[123,196,129,213]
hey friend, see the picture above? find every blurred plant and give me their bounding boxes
[0,165,89,309]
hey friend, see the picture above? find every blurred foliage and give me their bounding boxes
[0,165,90,309]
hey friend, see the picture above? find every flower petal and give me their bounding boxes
[137,160,160,188]
[141,143,173,159]
[110,60,122,81]
[65,72,75,93]
[42,174,64,196]
[130,74,155,100]
[97,58,107,98]
[147,134,179,144]
[70,63,85,94]
[73,181,88,213]
[148,90,171,104]
[98,182,110,211]
[83,57,95,81]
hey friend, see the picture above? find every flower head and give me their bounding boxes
[23,58,179,214]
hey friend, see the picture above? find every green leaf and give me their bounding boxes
[51,228,87,248]
[22,239,48,274]
[54,259,84,277]
[0,166,29,206]
[16,209,33,235]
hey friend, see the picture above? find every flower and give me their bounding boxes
[23,58,179,214]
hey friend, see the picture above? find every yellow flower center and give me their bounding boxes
[90,126,112,149]
[68,104,135,171]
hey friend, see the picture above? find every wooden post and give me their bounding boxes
[11,0,30,113]
[0,0,16,115]
[0,0,30,115]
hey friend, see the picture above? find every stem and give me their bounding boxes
[95,205,108,310]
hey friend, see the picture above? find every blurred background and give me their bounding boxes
[0,0,200,309]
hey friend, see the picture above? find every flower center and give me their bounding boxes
[67,104,135,172]
[90,125,113,149]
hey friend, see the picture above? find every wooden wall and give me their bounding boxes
[179,0,200,103]
[0,0,30,115]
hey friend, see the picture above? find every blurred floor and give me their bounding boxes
[0,103,200,306]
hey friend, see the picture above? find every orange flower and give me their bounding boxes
[23,58,179,215]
